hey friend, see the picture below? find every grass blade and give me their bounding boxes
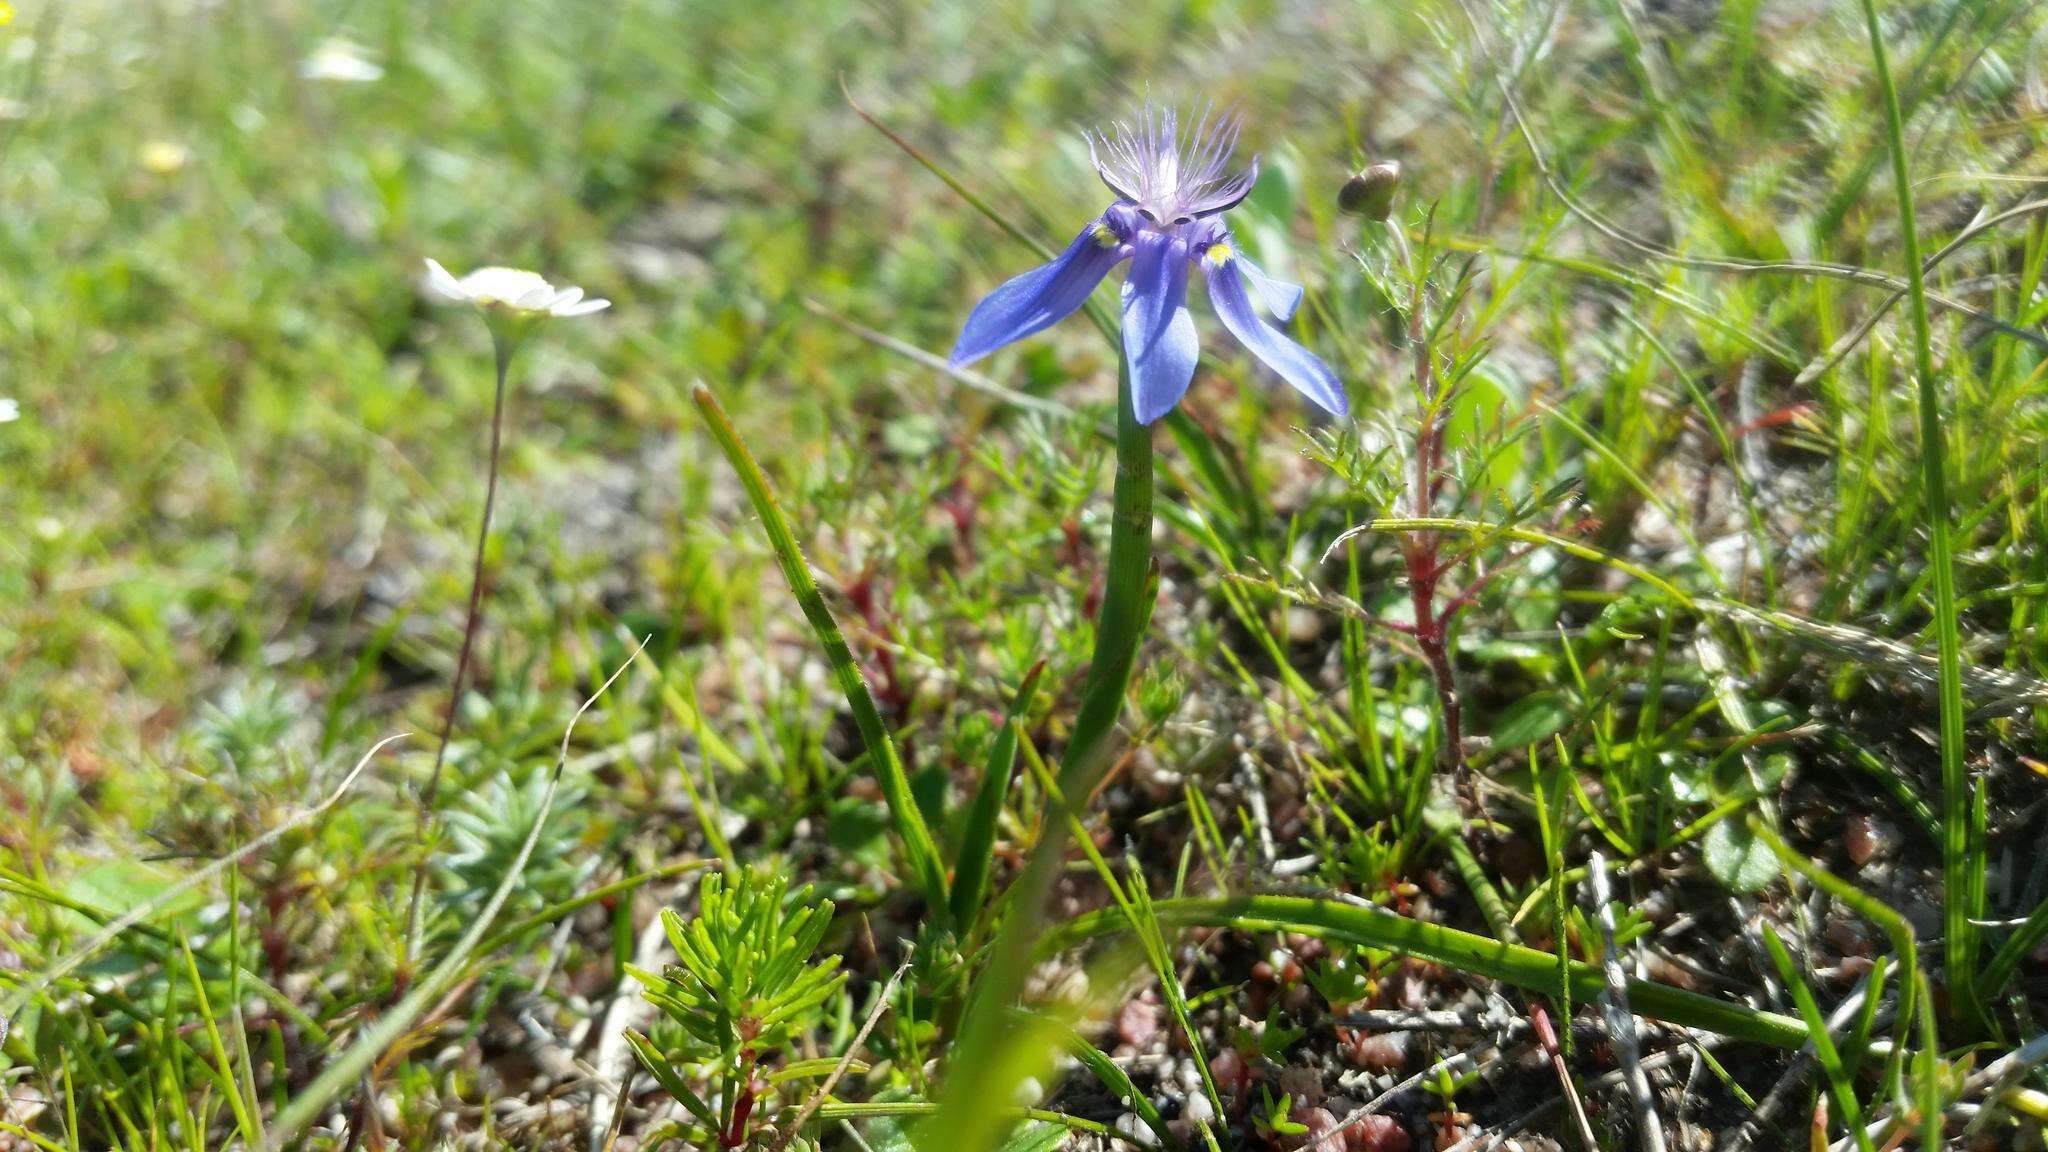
[1854,0,1980,1030]
[1750,819,1922,1074]
[950,661,1045,934]
[1042,894,1812,1049]
[1981,893,2048,1002]
[1326,516,1697,606]
[1062,1026,1182,1152]
[691,381,950,920]
[176,933,263,1150]
[1759,924,1875,1152]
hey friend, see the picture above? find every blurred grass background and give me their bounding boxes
[3,0,2047,1147]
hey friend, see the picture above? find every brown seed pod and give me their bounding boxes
[1338,161,1402,221]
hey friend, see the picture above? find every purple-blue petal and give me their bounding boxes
[951,217,1129,366]
[1121,232,1200,425]
[1238,254,1304,322]
[1203,251,1347,418]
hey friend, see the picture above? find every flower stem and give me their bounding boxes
[1390,225,1468,799]
[400,330,514,977]
[1057,360,1155,800]
[924,360,1155,1152]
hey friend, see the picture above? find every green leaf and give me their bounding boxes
[997,1122,1074,1152]
[625,1029,714,1124]
[1245,150,1299,222]
[68,860,201,921]
[1460,637,1555,675]
[1060,1028,1176,1152]
[827,797,896,871]
[770,1056,871,1083]
[1490,691,1574,749]
[1703,819,1779,894]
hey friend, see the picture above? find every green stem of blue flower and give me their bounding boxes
[921,359,1155,1152]
[1058,358,1155,800]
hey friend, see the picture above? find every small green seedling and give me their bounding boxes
[1253,1088,1308,1144]
[626,869,847,1150]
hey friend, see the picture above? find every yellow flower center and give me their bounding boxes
[1204,242,1234,267]
[460,267,554,307]
[1090,222,1121,250]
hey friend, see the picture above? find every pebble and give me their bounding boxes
[1012,1077,1043,1106]
[1278,1065,1322,1106]
[1115,1112,1157,1146]
[1296,1106,1340,1148]
[1350,1115,1411,1152]
[1844,812,1897,867]
[1344,1029,1411,1073]
[1116,998,1163,1050]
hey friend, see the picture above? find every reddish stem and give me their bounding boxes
[1530,1003,1598,1149]
[723,1049,761,1150]
[1396,227,1465,793]
[398,329,514,986]
[1436,541,1541,626]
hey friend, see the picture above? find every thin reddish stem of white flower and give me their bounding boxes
[400,331,514,977]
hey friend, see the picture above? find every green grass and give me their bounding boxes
[4,0,2048,1149]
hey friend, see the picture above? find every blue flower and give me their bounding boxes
[951,105,1346,425]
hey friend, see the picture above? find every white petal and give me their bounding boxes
[555,298,610,317]
[300,40,384,83]
[512,284,557,309]
[423,258,468,301]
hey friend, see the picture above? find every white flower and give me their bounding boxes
[0,398,18,423]
[423,259,609,318]
[140,140,190,176]
[300,38,384,83]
